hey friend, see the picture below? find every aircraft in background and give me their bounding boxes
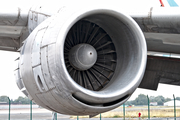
[0,0,180,117]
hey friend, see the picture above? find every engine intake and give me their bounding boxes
[16,6,147,115]
[65,20,116,91]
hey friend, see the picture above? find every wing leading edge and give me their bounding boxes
[0,6,29,51]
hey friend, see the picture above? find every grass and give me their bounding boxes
[70,106,180,119]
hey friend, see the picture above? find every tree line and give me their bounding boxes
[1,94,180,105]
[0,96,31,104]
[126,94,180,106]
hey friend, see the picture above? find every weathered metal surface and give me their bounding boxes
[139,56,180,90]
[145,33,180,54]
[0,26,23,38]
[8,0,180,116]
[0,5,29,51]
[132,7,180,34]
[17,5,146,115]
[0,37,19,48]
[0,6,28,26]
[147,51,180,59]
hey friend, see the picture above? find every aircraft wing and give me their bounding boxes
[1,0,180,115]
[0,6,29,51]
[131,7,180,90]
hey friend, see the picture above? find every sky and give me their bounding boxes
[0,0,180,101]
[0,0,163,9]
[2,0,180,8]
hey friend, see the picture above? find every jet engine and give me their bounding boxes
[15,6,147,115]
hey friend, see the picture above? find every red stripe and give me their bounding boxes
[159,0,165,7]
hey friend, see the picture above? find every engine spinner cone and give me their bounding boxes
[69,44,97,71]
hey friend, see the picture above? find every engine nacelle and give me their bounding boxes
[15,6,147,115]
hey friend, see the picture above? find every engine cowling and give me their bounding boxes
[15,6,147,115]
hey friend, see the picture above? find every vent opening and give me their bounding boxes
[37,75,45,91]
[72,93,129,107]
